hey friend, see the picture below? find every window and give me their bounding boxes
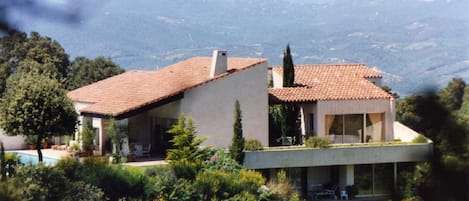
[355,164,394,196]
[325,113,385,143]
[326,114,363,143]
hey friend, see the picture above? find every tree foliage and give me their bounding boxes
[66,56,124,90]
[166,115,207,180]
[13,164,105,201]
[282,44,294,87]
[396,84,468,201]
[230,99,245,164]
[0,31,125,95]
[438,77,465,111]
[0,70,77,161]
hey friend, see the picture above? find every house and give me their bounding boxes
[67,51,269,156]
[67,52,432,199]
[243,64,432,198]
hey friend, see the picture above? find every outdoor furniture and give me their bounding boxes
[141,144,151,157]
[340,190,348,200]
[276,136,293,145]
[313,184,337,200]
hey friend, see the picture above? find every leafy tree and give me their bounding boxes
[396,89,468,201]
[0,31,124,95]
[166,115,207,180]
[381,85,400,99]
[230,100,245,164]
[0,31,70,95]
[438,77,465,111]
[0,70,77,161]
[66,56,125,90]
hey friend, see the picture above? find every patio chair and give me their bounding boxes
[313,184,337,200]
[141,144,151,158]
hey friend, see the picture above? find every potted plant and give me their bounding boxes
[41,137,49,149]
[81,125,96,156]
[69,143,80,157]
[25,135,38,150]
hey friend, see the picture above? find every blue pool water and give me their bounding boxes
[12,152,58,165]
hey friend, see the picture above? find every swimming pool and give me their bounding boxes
[12,152,59,165]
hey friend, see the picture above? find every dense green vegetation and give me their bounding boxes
[396,78,469,201]
[0,115,300,201]
[0,31,125,161]
[0,31,124,93]
[0,70,77,161]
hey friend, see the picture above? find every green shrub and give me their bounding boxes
[13,164,69,201]
[237,169,266,194]
[305,136,330,148]
[412,135,428,143]
[56,157,81,180]
[0,181,22,201]
[193,169,265,200]
[194,170,234,200]
[81,125,96,151]
[87,165,147,201]
[170,158,200,180]
[61,181,106,201]
[266,170,298,201]
[244,139,264,151]
[11,164,105,201]
[77,158,148,201]
[151,173,197,201]
[202,149,243,172]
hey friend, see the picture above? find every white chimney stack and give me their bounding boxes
[210,50,227,78]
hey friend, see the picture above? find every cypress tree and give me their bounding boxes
[281,44,300,144]
[230,100,245,164]
[283,44,295,87]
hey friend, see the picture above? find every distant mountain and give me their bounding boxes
[11,0,469,95]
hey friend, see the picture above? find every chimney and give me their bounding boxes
[210,50,227,78]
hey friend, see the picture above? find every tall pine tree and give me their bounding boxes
[230,100,245,164]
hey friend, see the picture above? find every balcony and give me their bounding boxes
[243,142,433,169]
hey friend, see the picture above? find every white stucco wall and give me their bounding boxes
[73,102,92,139]
[181,62,269,148]
[314,99,394,141]
[0,128,25,150]
[271,69,283,88]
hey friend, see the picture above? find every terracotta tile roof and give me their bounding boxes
[269,64,391,102]
[67,57,267,117]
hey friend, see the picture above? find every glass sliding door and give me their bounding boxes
[344,114,363,143]
[326,114,363,143]
[355,164,394,196]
